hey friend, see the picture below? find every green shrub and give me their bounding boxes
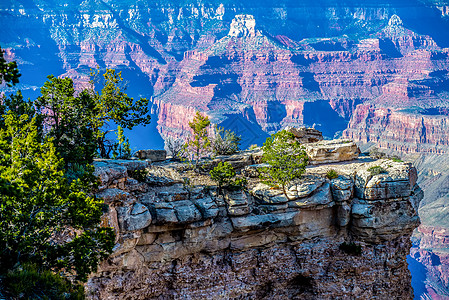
[368,166,387,175]
[112,125,131,159]
[187,111,211,169]
[3,263,85,299]
[129,168,147,183]
[339,242,362,256]
[210,162,247,191]
[389,156,403,162]
[326,169,339,180]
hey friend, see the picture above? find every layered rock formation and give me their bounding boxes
[343,105,449,154]
[87,146,422,299]
[2,0,449,149]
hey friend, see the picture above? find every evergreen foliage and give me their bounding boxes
[326,169,339,179]
[113,125,131,159]
[0,46,20,87]
[260,130,308,198]
[3,263,85,299]
[187,111,211,168]
[35,69,151,163]
[0,52,119,298]
[0,112,115,282]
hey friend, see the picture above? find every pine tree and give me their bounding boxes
[188,111,211,168]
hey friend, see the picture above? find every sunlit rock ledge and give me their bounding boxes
[87,138,422,299]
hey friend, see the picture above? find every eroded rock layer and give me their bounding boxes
[87,154,422,299]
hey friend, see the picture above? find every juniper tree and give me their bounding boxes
[0,112,114,283]
[260,130,309,198]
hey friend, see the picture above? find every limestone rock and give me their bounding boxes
[287,183,334,209]
[194,197,219,219]
[305,139,360,165]
[133,149,167,162]
[97,188,132,204]
[153,202,178,224]
[117,203,152,231]
[213,152,254,170]
[89,155,422,299]
[242,163,269,178]
[252,183,287,204]
[351,197,421,242]
[337,202,351,227]
[146,166,183,186]
[284,126,323,143]
[288,176,326,199]
[330,175,354,203]
[93,161,127,189]
[173,200,202,223]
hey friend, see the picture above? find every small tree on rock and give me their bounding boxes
[260,130,308,198]
[187,111,211,168]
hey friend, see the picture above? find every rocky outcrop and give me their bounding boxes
[87,154,422,299]
[285,126,323,144]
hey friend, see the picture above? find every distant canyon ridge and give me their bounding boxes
[2,0,449,151]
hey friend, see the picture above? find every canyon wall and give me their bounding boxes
[87,151,422,299]
[2,0,449,147]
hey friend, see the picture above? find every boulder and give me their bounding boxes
[305,139,360,165]
[117,203,152,231]
[134,150,167,162]
[284,126,323,143]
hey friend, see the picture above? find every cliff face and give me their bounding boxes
[87,149,422,299]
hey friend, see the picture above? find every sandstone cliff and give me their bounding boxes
[87,147,422,299]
